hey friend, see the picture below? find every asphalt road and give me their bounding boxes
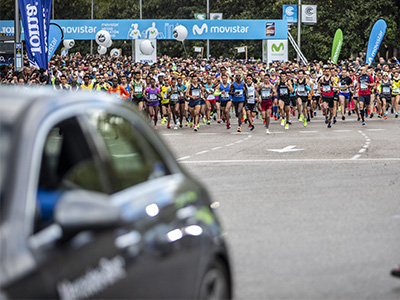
[158,111,400,299]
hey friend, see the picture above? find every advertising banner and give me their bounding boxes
[17,0,51,69]
[0,19,287,40]
[366,19,387,66]
[135,39,157,64]
[282,5,297,24]
[265,39,288,64]
[48,23,63,61]
[301,5,317,24]
[331,29,343,64]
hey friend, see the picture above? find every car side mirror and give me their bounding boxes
[54,190,121,234]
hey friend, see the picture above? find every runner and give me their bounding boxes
[107,77,130,100]
[338,69,353,120]
[277,71,294,130]
[144,77,161,129]
[80,75,93,91]
[131,71,145,112]
[318,66,335,128]
[310,70,320,118]
[176,77,188,128]
[167,77,180,130]
[392,69,400,118]
[245,74,257,131]
[185,74,204,132]
[119,75,131,102]
[258,74,275,134]
[358,67,375,125]
[204,75,217,125]
[295,69,311,127]
[216,74,232,129]
[379,72,392,119]
[229,73,247,132]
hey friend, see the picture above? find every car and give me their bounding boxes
[0,88,232,300]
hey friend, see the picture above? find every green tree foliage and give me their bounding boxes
[2,0,399,61]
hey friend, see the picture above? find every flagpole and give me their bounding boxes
[14,0,21,71]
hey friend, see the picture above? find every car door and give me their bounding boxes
[2,116,126,300]
[82,108,204,299]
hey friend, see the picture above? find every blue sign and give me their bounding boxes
[48,23,63,61]
[0,19,287,40]
[18,0,51,69]
[366,19,387,66]
[283,5,297,23]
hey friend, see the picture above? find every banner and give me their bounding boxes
[0,19,288,41]
[282,5,297,24]
[61,47,69,57]
[265,39,288,64]
[18,0,51,69]
[366,19,387,66]
[48,23,63,61]
[301,5,317,24]
[331,29,343,64]
[135,39,157,64]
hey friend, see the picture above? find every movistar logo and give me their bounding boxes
[332,40,342,62]
[272,43,284,52]
[193,24,208,35]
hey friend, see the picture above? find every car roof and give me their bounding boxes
[0,87,121,125]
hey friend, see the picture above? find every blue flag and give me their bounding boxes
[18,0,52,69]
[366,19,387,66]
[48,23,63,61]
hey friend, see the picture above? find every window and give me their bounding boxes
[87,111,168,193]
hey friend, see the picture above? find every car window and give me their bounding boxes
[86,111,169,193]
[36,117,107,229]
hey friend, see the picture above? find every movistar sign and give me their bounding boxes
[272,42,284,52]
[0,19,287,40]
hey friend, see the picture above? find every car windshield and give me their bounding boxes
[0,122,11,210]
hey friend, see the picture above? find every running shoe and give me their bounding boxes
[378,114,382,119]
[357,116,361,121]
[241,117,245,123]
[285,123,289,130]
[266,129,271,135]
[303,119,307,127]
[270,112,273,118]
[384,114,388,119]
[307,115,311,122]
[179,124,183,129]
[314,111,317,117]
[190,122,193,128]
[248,125,252,129]
[213,114,217,121]
[185,121,189,127]
[207,120,211,125]
[217,119,221,123]
[391,107,394,113]
[167,125,171,129]
[348,111,351,116]
[274,115,278,121]
[174,125,178,130]
[202,117,206,124]
[154,126,157,130]
[299,114,303,122]
[226,123,231,129]
[370,113,374,118]
[362,120,366,126]
[333,117,337,124]
[288,119,292,125]
[325,116,329,124]
[391,266,400,278]
[237,127,241,132]
[196,125,200,130]
[250,125,255,131]
[327,122,331,128]
[161,117,166,125]
[194,127,198,132]
[281,119,285,126]
[342,116,345,121]
[396,112,399,118]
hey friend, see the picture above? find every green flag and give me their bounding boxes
[331,29,343,64]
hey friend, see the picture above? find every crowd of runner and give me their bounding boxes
[1,55,399,133]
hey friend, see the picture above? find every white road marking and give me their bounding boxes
[211,146,223,150]
[267,145,304,153]
[235,140,244,143]
[180,158,400,164]
[196,150,209,155]
[299,131,318,133]
[272,132,285,134]
[367,129,385,131]
[163,133,182,136]
[333,130,352,132]
[226,143,235,147]
[392,215,400,219]
[351,155,361,160]
[359,148,366,153]
[199,133,217,135]
[177,156,191,161]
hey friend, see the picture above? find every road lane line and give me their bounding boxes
[179,158,400,164]
[196,150,209,155]
[226,143,235,147]
[299,131,318,133]
[177,156,191,161]
[351,155,361,160]
[211,146,223,150]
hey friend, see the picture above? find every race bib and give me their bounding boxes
[297,85,305,93]
[192,89,200,97]
[360,82,368,90]
[322,85,331,93]
[134,86,142,93]
[393,88,400,94]
[382,87,390,94]
[221,93,229,100]
[149,93,157,100]
[261,90,271,99]
[235,89,243,97]
[170,94,178,101]
[280,87,288,96]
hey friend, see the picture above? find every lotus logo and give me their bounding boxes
[285,6,295,16]
[98,34,106,43]
[272,43,284,52]
[193,24,208,35]
[173,29,178,39]
[305,6,314,16]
